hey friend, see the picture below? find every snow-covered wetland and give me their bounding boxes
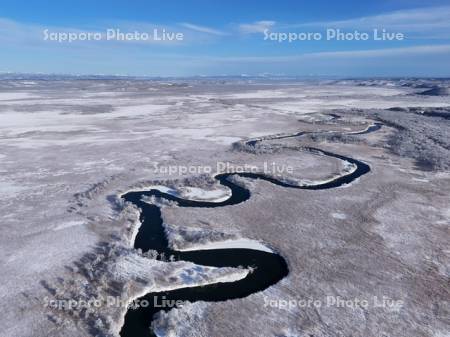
[0,77,449,337]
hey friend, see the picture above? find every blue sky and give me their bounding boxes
[1,0,450,77]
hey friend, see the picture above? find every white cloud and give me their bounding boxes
[179,22,227,36]
[238,20,276,34]
[290,6,450,38]
[307,44,450,58]
[178,44,450,77]
[0,17,191,48]
[200,44,450,63]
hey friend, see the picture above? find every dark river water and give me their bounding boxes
[119,145,371,337]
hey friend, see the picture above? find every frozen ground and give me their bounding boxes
[0,77,449,337]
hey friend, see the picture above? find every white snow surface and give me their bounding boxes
[113,254,250,291]
[179,186,231,202]
[177,238,273,253]
[125,184,231,203]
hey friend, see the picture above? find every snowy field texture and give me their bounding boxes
[0,76,449,337]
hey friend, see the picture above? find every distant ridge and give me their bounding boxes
[418,86,450,96]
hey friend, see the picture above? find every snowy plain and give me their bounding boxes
[0,77,449,337]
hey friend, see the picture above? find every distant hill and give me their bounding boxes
[418,86,450,96]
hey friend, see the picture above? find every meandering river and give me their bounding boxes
[119,129,374,337]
